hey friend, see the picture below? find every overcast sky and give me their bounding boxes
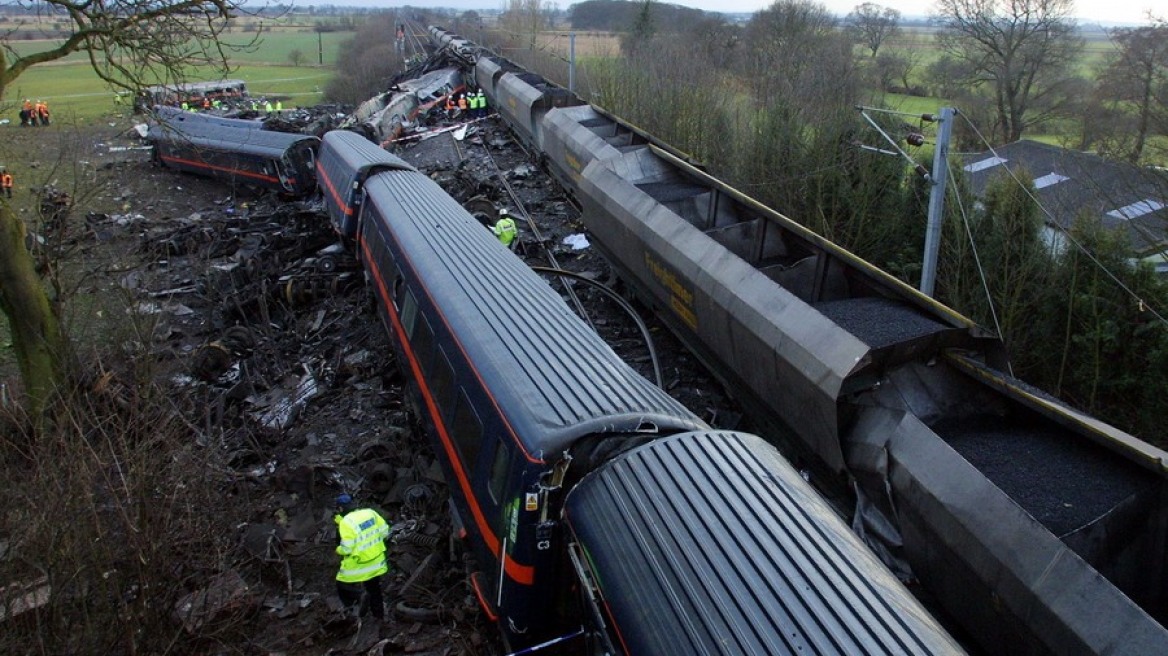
[362,0,1160,26]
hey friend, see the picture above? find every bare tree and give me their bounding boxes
[875,47,923,92]
[499,0,555,51]
[1097,19,1168,164]
[0,0,255,417]
[740,0,847,105]
[734,1,867,232]
[325,14,404,104]
[933,0,1083,142]
[847,2,901,58]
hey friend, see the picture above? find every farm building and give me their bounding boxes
[962,140,1168,271]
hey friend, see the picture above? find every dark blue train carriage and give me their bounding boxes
[315,130,415,241]
[152,105,266,131]
[345,144,964,654]
[565,430,962,655]
[147,118,319,196]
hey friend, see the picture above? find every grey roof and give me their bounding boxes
[961,140,1168,256]
[361,172,706,461]
[564,431,965,655]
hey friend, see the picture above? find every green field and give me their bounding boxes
[2,30,350,123]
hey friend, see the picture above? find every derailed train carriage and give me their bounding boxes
[324,131,966,654]
[147,113,319,196]
[315,130,416,241]
[428,26,1168,656]
[152,104,266,131]
[340,67,465,145]
[134,79,248,113]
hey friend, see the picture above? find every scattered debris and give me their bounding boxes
[0,575,51,623]
[173,569,255,634]
[563,233,590,250]
[25,40,737,653]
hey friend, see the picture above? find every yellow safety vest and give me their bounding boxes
[494,217,517,246]
[335,508,391,583]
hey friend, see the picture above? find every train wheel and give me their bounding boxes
[316,254,338,273]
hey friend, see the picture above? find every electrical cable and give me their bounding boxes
[944,157,1015,377]
[530,267,665,389]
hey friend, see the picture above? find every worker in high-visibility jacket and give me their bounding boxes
[493,210,518,248]
[35,100,50,126]
[1,168,13,199]
[334,493,392,619]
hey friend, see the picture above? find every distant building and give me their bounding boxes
[962,140,1168,272]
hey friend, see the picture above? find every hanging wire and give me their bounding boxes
[857,109,930,178]
[944,157,1015,377]
[959,113,1168,328]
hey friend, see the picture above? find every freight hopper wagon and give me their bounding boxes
[454,33,1168,656]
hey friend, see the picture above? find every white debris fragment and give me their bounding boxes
[563,233,590,250]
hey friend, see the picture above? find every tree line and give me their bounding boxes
[567,0,711,33]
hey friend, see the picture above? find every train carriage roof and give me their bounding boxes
[143,79,247,96]
[153,105,265,131]
[564,431,966,655]
[319,130,416,174]
[361,172,707,459]
[147,121,319,158]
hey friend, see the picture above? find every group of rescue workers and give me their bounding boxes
[445,89,488,120]
[177,96,281,115]
[19,99,51,127]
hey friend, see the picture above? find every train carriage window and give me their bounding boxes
[398,289,435,374]
[410,312,435,376]
[390,270,403,308]
[488,441,510,504]
[450,391,483,473]
[430,347,455,416]
[399,288,418,336]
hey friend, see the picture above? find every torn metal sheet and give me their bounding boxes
[173,570,254,634]
[252,369,320,432]
[343,67,463,144]
[0,575,51,622]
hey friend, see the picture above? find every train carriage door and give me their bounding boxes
[484,434,515,608]
[487,438,513,545]
[283,141,317,193]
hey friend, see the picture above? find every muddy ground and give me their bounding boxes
[1,105,735,655]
